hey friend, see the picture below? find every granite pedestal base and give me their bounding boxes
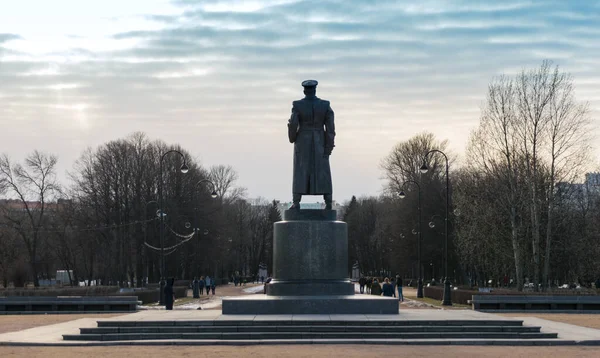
[223,209,398,315]
[222,295,399,314]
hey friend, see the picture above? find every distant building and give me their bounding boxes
[556,172,600,207]
[276,201,344,219]
[246,198,345,220]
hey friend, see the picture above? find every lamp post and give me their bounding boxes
[421,149,451,306]
[399,180,423,298]
[158,150,189,305]
[430,262,435,281]
[144,200,160,288]
[192,178,218,276]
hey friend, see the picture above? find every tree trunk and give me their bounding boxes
[510,209,524,291]
[543,201,554,291]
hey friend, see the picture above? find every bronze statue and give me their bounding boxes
[288,80,335,210]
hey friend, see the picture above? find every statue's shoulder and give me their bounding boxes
[318,98,331,107]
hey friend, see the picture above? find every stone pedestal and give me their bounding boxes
[267,209,354,296]
[222,209,398,314]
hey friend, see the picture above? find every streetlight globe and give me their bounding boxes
[185,222,191,229]
[412,229,417,235]
[180,163,189,174]
[204,229,209,235]
[399,191,406,199]
[454,208,461,216]
[420,163,429,174]
[429,221,435,228]
[211,191,218,199]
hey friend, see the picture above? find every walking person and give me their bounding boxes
[192,277,200,298]
[358,276,366,294]
[371,278,382,296]
[205,275,211,295]
[396,276,404,302]
[211,280,216,295]
[366,277,372,294]
[199,276,205,295]
[382,277,394,297]
[164,277,175,310]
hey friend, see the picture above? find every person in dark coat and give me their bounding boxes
[199,276,205,295]
[205,275,211,293]
[396,276,404,302]
[358,276,366,294]
[164,277,175,310]
[382,277,395,297]
[192,277,200,298]
[287,80,336,209]
[211,281,216,295]
[371,278,382,296]
[366,277,372,294]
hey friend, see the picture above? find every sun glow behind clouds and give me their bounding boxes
[1,0,599,202]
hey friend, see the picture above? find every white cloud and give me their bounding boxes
[1,0,599,201]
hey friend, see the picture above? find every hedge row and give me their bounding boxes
[131,287,187,304]
[0,286,120,297]
[0,286,187,304]
[423,286,600,305]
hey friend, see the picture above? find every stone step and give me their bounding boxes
[63,331,558,341]
[81,325,542,334]
[50,338,592,346]
[96,319,525,327]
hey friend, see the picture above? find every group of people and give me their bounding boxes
[192,276,216,298]
[232,275,265,286]
[358,275,404,301]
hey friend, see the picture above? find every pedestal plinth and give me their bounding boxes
[267,209,354,296]
[222,209,398,314]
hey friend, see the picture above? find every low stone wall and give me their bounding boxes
[0,296,139,314]
[471,295,600,312]
[423,286,474,305]
[0,286,187,305]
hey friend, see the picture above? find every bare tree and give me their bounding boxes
[380,132,450,195]
[465,60,593,290]
[468,74,527,290]
[209,165,247,204]
[0,151,60,287]
[542,72,592,289]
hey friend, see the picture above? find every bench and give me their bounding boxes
[470,295,600,312]
[0,296,140,314]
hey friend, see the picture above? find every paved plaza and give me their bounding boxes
[0,309,599,346]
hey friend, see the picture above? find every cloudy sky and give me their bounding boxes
[1,0,599,203]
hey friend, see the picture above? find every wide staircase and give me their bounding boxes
[63,318,560,345]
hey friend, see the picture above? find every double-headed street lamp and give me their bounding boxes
[143,200,161,287]
[158,150,189,304]
[421,149,452,306]
[192,178,218,266]
[399,180,423,299]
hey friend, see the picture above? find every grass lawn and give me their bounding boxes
[405,294,471,309]
[173,296,210,306]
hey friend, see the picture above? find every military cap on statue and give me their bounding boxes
[301,79,318,87]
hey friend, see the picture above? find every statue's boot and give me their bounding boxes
[324,194,332,210]
[290,193,302,210]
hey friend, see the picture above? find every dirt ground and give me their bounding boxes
[0,314,126,334]
[0,283,262,334]
[500,313,600,330]
[1,345,599,358]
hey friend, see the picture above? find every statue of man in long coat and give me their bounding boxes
[288,80,335,210]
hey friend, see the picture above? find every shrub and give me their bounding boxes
[173,280,190,287]
[424,286,600,305]
[0,286,120,297]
